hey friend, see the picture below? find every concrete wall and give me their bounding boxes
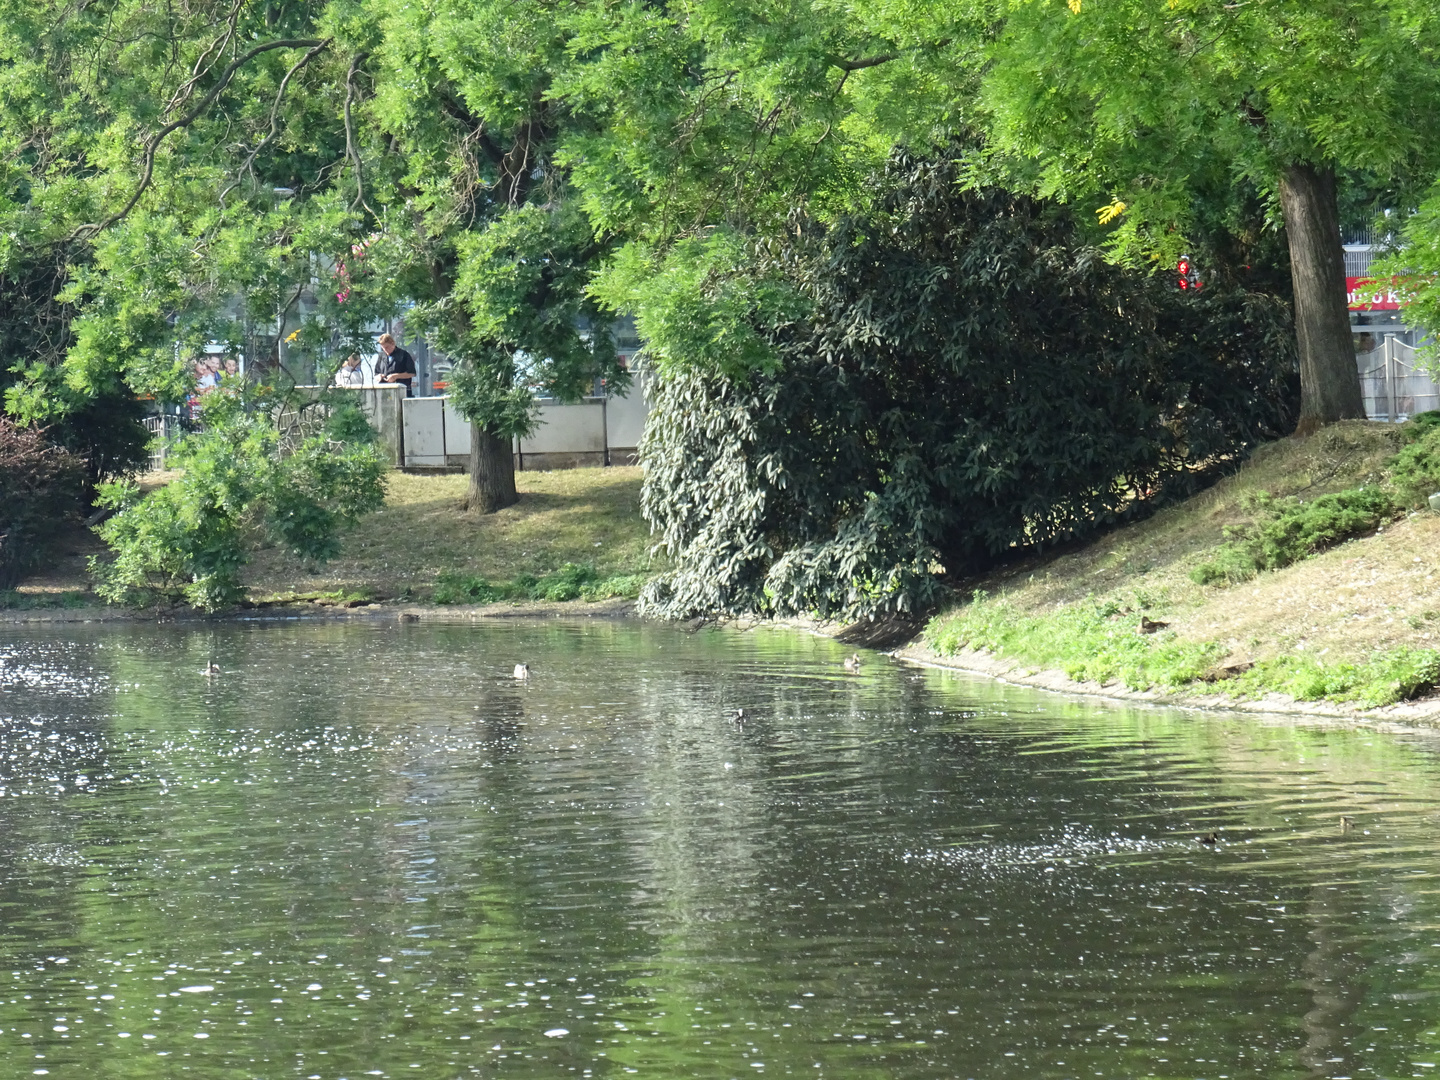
[605,383,648,461]
[353,385,407,467]
[283,385,407,466]
[519,399,607,456]
[396,388,650,472]
[280,384,644,472]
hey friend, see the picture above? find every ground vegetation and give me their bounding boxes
[640,152,1298,622]
[8,0,1440,623]
[90,388,386,610]
[923,419,1440,710]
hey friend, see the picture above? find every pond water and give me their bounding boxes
[3,619,1440,1079]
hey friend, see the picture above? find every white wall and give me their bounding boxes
[399,390,648,469]
[519,399,607,455]
[605,383,648,449]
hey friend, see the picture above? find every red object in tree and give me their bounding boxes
[1177,255,1203,291]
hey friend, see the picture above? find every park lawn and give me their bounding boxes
[922,421,1440,709]
[240,466,657,603]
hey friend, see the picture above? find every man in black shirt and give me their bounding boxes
[375,333,417,396]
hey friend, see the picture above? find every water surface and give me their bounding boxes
[3,618,1440,1079]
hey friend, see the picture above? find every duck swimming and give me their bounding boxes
[843,653,862,672]
[513,663,530,680]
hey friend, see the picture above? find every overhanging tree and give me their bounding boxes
[969,0,1440,431]
[556,0,1440,434]
[363,0,626,512]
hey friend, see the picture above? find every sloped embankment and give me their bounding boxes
[912,421,1440,718]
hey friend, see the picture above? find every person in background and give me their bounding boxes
[222,357,241,383]
[374,333,416,396]
[194,357,220,393]
[334,353,366,387]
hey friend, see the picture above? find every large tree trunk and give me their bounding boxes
[1279,163,1365,434]
[467,423,518,513]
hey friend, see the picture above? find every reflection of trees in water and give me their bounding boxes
[1298,882,1367,1077]
[473,684,527,750]
[16,620,1440,1077]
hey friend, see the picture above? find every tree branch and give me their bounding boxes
[72,37,329,241]
[828,39,951,72]
[830,52,898,71]
[163,0,246,119]
[437,90,506,166]
[219,39,331,206]
[344,51,373,213]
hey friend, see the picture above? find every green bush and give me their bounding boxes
[432,572,504,604]
[1388,415,1440,508]
[0,418,85,590]
[639,149,1298,622]
[1192,486,1396,585]
[90,386,386,610]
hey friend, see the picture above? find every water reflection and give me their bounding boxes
[1,620,1440,1078]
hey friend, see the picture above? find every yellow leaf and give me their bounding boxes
[1096,200,1127,225]
[1067,0,1081,11]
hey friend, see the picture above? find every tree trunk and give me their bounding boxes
[1279,163,1365,433]
[467,423,518,513]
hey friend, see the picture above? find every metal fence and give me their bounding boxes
[1357,336,1440,422]
[142,414,185,472]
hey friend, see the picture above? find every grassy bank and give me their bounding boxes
[922,421,1440,711]
[241,466,655,605]
[4,466,656,611]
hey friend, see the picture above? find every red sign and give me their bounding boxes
[1347,276,1401,311]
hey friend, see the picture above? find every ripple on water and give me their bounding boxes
[2,620,1440,1080]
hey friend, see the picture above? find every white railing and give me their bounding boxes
[143,415,184,471]
[1357,337,1440,422]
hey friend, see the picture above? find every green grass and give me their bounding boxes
[0,589,94,610]
[1233,647,1440,708]
[240,466,658,601]
[431,563,647,605]
[926,592,1224,691]
[927,591,1440,708]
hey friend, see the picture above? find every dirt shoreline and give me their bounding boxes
[887,639,1440,728]
[8,598,1440,729]
[734,613,1440,729]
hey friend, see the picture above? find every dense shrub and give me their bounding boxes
[640,151,1298,621]
[1191,486,1398,585]
[4,361,151,491]
[91,387,387,611]
[1193,411,1440,586]
[0,418,85,590]
[1388,411,1440,508]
